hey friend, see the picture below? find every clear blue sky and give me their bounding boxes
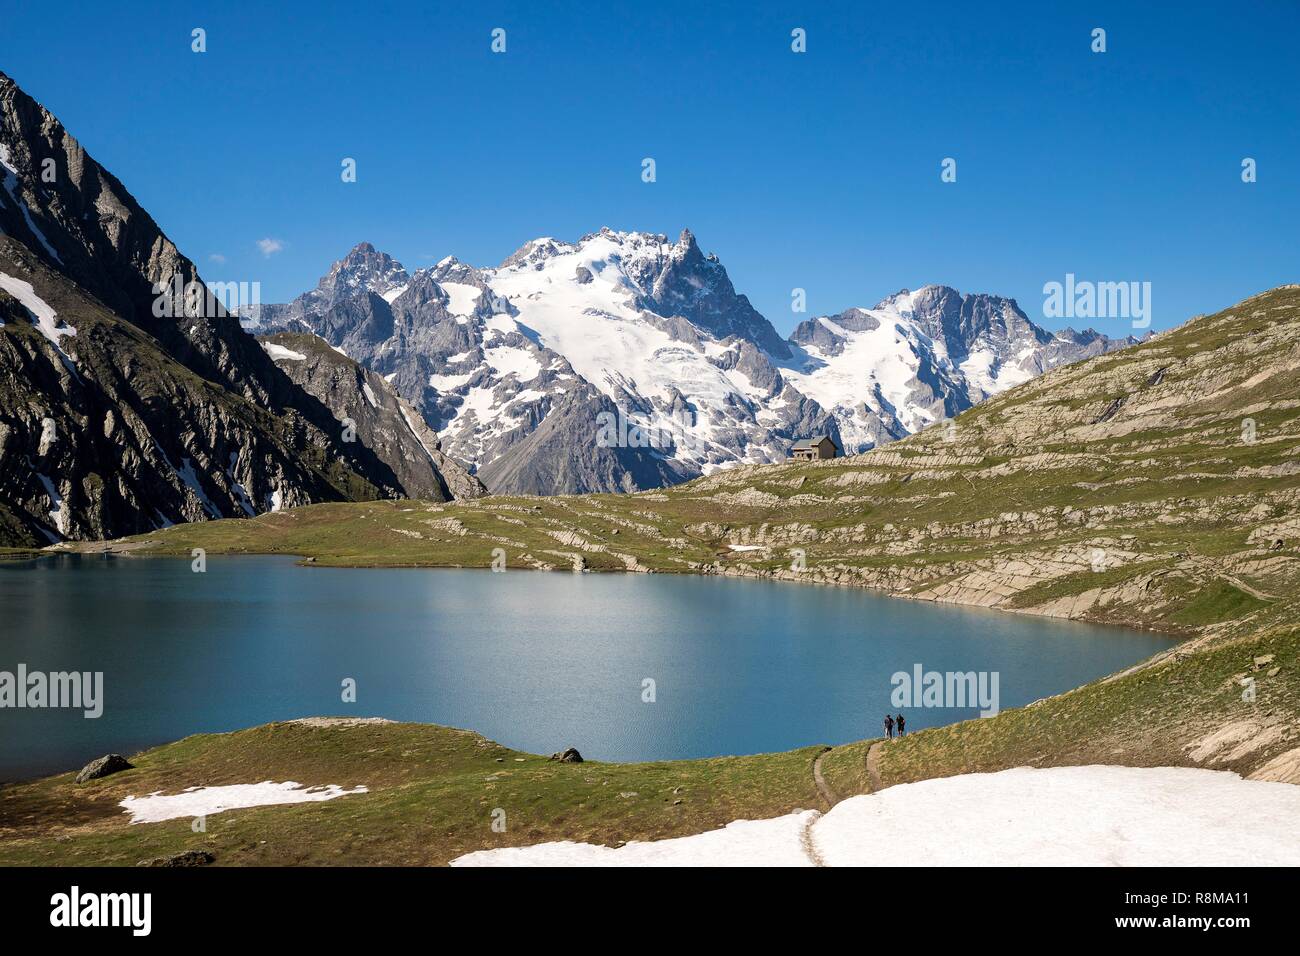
[2,0,1296,334]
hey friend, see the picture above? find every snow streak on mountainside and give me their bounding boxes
[247,231,1139,495]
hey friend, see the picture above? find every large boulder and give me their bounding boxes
[74,753,133,783]
[549,747,584,764]
[137,850,215,867]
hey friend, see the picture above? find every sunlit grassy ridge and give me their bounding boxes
[0,721,824,866]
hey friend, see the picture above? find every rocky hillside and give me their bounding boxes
[258,332,486,502]
[0,70,480,545]
[0,245,390,544]
[246,234,1134,494]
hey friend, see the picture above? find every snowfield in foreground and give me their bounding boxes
[120,781,369,824]
[451,766,1300,867]
[454,811,818,867]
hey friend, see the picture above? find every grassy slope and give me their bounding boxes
[6,286,1300,865]
[0,722,822,866]
[821,621,1298,799]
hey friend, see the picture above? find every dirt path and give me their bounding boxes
[802,743,883,866]
[812,746,839,808]
[799,811,827,867]
[801,747,839,867]
[1186,553,1276,601]
[865,741,884,793]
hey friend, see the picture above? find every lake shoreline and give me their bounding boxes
[49,537,1196,642]
[1,553,1174,783]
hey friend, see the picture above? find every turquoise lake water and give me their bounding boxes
[0,554,1174,780]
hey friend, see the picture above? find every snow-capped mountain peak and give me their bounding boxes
[251,234,1138,492]
[785,284,1139,452]
[321,241,409,301]
[466,228,817,474]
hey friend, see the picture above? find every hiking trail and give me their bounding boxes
[812,746,839,808]
[866,741,884,792]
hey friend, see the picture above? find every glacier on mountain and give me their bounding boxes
[243,228,1138,494]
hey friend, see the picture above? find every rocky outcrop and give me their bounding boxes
[476,387,688,495]
[1249,746,1300,784]
[632,227,791,359]
[137,849,216,867]
[258,332,486,501]
[74,753,133,783]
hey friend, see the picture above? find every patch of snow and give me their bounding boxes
[452,810,817,867]
[361,381,379,408]
[120,781,369,824]
[440,281,482,316]
[813,766,1300,867]
[429,370,475,392]
[508,388,545,406]
[959,342,1034,401]
[176,457,223,518]
[483,342,541,380]
[0,144,63,264]
[452,766,1300,867]
[261,342,307,362]
[226,453,256,517]
[36,473,68,537]
[0,272,78,373]
[454,383,500,425]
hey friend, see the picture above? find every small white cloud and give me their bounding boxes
[208,253,226,264]
[257,238,285,257]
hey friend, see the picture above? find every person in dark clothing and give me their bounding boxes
[884,714,895,739]
[896,713,906,736]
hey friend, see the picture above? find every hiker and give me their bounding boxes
[884,713,895,739]
[896,713,906,736]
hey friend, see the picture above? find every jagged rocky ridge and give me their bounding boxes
[245,234,1138,494]
[258,332,486,502]
[0,70,479,545]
